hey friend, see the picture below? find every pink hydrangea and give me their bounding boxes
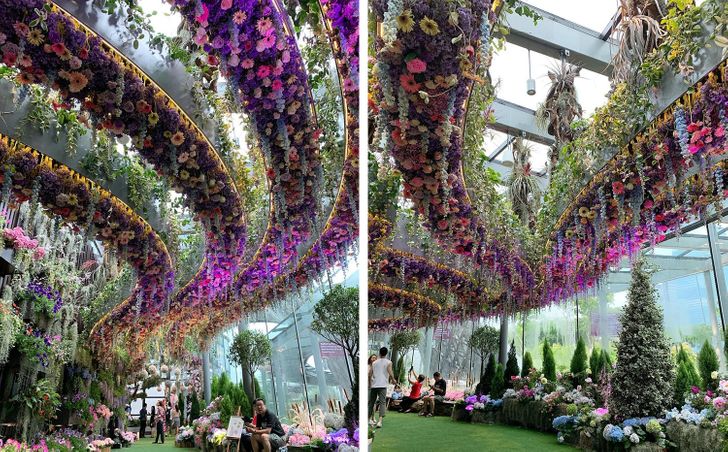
[406,58,427,74]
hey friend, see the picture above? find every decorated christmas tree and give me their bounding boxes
[609,259,674,420]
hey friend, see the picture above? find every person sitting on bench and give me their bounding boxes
[420,372,446,417]
[246,399,285,452]
[399,368,425,413]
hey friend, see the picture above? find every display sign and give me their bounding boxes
[319,342,345,358]
[226,416,245,439]
[434,325,451,340]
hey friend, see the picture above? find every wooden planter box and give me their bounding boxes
[175,439,195,448]
[287,446,323,452]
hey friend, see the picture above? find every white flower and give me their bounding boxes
[629,433,640,444]
[712,371,719,380]
[623,426,633,436]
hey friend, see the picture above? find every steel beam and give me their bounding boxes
[490,98,555,146]
[503,2,616,74]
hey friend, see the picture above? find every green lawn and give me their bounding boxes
[132,435,187,451]
[370,412,575,451]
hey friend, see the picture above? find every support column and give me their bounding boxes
[599,286,609,350]
[202,350,211,405]
[499,315,508,366]
[311,336,329,409]
[422,326,433,375]
[707,222,728,331]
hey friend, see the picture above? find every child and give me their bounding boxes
[391,385,404,401]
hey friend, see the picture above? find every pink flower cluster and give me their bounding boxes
[288,433,311,447]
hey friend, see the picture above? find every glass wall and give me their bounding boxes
[370,216,728,392]
[209,267,357,422]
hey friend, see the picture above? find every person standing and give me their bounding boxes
[368,347,394,428]
[139,403,148,438]
[171,406,180,437]
[421,371,447,417]
[165,403,171,438]
[153,402,166,444]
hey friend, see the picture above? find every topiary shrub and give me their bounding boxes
[570,337,588,380]
[476,354,496,395]
[491,363,505,399]
[504,341,520,387]
[589,345,602,377]
[542,340,556,382]
[521,351,533,377]
[190,392,200,422]
[609,259,673,420]
[674,345,701,406]
[698,340,719,390]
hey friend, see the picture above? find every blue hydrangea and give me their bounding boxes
[603,424,625,442]
[553,415,577,430]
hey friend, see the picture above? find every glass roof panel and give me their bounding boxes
[526,0,619,33]
[490,42,612,116]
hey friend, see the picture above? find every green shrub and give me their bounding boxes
[698,340,719,390]
[521,351,533,377]
[589,345,602,377]
[504,341,520,387]
[570,337,588,376]
[491,363,505,399]
[477,354,496,395]
[542,340,556,382]
[601,349,612,370]
[190,392,200,422]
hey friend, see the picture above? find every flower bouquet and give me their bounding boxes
[88,437,114,452]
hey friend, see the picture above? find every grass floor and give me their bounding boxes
[132,435,184,451]
[371,412,575,451]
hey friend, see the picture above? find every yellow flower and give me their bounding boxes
[396,10,414,33]
[27,29,44,46]
[419,16,440,36]
[148,112,159,126]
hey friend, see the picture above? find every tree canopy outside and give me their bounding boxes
[228,330,272,400]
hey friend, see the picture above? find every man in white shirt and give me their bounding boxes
[368,346,394,428]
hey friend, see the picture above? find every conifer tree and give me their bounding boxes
[590,345,603,377]
[698,340,719,390]
[504,341,520,386]
[609,259,674,420]
[570,336,588,376]
[476,354,496,395]
[542,339,557,382]
[521,351,533,377]
[491,363,505,399]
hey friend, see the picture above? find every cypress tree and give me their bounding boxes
[491,363,505,399]
[504,341,520,386]
[542,339,556,382]
[570,337,588,375]
[674,361,697,406]
[190,392,201,422]
[477,354,496,395]
[521,351,533,377]
[590,345,602,377]
[698,340,719,390]
[609,259,674,420]
[601,349,613,371]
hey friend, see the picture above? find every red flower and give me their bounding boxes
[399,73,421,94]
[612,181,624,195]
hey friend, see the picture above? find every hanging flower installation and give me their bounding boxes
[0,135,173,358]
[170,0,322,293]
[369,282,441,317]
[166,0,361,349]
[369,315,423,332]
[544,63,728,304]
[372,0,535,304]
[0,0,246,350]
[374,247,502,314]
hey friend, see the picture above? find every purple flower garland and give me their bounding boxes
[167,0,360,346]
[543,64,728,304]
[0,135,173,360]
[372,0,535,305]
[0,0,247,352]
